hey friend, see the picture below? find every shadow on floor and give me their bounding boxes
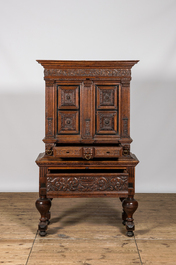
[47,198,125,235]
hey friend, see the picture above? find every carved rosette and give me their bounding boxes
[47,175,128,192]
[44,69,131,77]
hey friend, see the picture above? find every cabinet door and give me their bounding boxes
[56,85,81,140]
[95,84,120,137]
[56,82,120,143]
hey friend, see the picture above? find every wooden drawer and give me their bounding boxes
[94,147,122,158]
[46,172,128,196]
[53,146,82,157]
[53,146,122,159]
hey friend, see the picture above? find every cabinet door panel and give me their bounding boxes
[96,111,117,134]
[58,111,79,134]
[58,85,79,109]
[96,85,117,109]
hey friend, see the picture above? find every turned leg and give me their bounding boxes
[119,197,127,226]
[36,196,52,236]
[122,196,138,237]
[46,198,53,225]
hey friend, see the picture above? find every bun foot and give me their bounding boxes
[39,230,47,237]
[127,231,134,237]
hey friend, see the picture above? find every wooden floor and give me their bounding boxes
[0,193,176,265]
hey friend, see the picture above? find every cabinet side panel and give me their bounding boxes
[121,81,130,138]
[45,81,55,138]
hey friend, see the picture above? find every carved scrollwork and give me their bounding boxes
[47,175,128,192]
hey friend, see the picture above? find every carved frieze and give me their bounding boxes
[47,175,128,192]
[44,69,131,77]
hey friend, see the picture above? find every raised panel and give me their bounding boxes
[96,111,117,134]
[97,85,117,109]
[58,85,79,109]
[58,111,79,134]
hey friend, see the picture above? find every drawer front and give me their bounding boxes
[94,147,122,158]
[46,173,128,195]
[53,146,82,157]
[53,146,122,159]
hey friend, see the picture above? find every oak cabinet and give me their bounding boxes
[35,60,139,237]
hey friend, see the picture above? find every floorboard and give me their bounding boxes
[0,193,176,264]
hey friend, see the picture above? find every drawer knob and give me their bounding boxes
[66,95,70,100]
[66,119,71,124]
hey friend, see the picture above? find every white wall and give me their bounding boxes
[1,0,176,192]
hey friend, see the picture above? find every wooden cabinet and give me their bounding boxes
[35,60,139,237]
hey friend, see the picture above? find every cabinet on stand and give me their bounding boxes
[35,60,139,237]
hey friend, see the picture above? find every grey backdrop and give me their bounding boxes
[1,0,176,192]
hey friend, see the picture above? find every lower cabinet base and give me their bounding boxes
[35,153,139,237]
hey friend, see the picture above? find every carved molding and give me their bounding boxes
[44,69,131,77]
[122,117,128,136]
[121,78,131,87]
[47,175,128,192]
[47,118,53,136]
[85,119,90,136]
[45,80,54,86]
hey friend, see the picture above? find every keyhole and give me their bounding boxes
[106,151,110,154]
[66,151,70,153]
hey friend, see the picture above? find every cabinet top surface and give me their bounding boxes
[37,60,139,69]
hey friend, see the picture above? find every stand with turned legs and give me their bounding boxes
[35,60,139,237]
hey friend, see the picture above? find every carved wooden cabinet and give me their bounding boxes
[35,60,139,237]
